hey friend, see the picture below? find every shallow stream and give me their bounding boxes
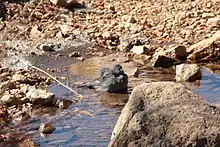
[13,53,220,146]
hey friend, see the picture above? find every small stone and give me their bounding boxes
[202,13,215,18]
[69,52,80,57]
[98,52,106,57]
[207,17,220,26]
[30,25,43,40]
[60,24,72,37]
[39,43,55,52]
[12,73,26,82]
[26,87,55,105]
[39,123,55,134]
[175,64,201,82]
[131,45,150,55]
[50,0,79,7]
[126,68,140,77]
[0,22,6,31]
[127,16,137,23]
[76,57,84,61]
[102,31,112,39]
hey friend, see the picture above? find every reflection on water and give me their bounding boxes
[32,85,126,146]
[194,68,220,103]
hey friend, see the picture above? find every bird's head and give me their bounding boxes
[112,64,124,74]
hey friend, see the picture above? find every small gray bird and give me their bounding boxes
[81,64,128,93]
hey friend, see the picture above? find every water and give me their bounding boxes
[194,68,220,103]
[19,54,220,146]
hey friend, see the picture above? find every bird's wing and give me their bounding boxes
[87,78,101,89]
[99,68,111,78]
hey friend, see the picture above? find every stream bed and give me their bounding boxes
[9,53,220,146]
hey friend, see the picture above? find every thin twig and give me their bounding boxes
[14,56,83,100]
[28,0,44,20]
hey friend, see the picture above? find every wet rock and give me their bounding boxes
[176,64,201,82]
[26,87,55,105]
[39,123,55,134]
[150,55,177,68]
[110,82,220,147]
[54,99,73,109]
[131,45,150,55]
[187,31,220,61]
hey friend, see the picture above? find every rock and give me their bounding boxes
[39,43,55,52]
[119,39,143,52]
[207,17,220,26]
[187,31,220,61]
[50,0,80,7]
[0,22,6,31]
[11,73,26,82]
[202,12,215,18]
[110,82,220,147]
[127,16,137,23]
[26,87,55,105]
[102,31,112,39]
[39,123,55,134]
[0,93,26,105]
[76,57,84,61]
[69,51,80,57]
[54,99,73,109]
[132,54,151,65]
[60,24,72,37]
[0,1,6,20]
[175,64,201,82]
[150,55,177,68]
[154,45,187,61]
[131,45,150,55]
[126,68,140,77]
[29,25,43,40]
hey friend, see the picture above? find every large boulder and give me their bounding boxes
[109,82,220,147]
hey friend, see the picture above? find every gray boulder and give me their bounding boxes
[109,82,220,147]
[176,64,201,82]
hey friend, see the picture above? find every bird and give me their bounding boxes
[80,64,128,93]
